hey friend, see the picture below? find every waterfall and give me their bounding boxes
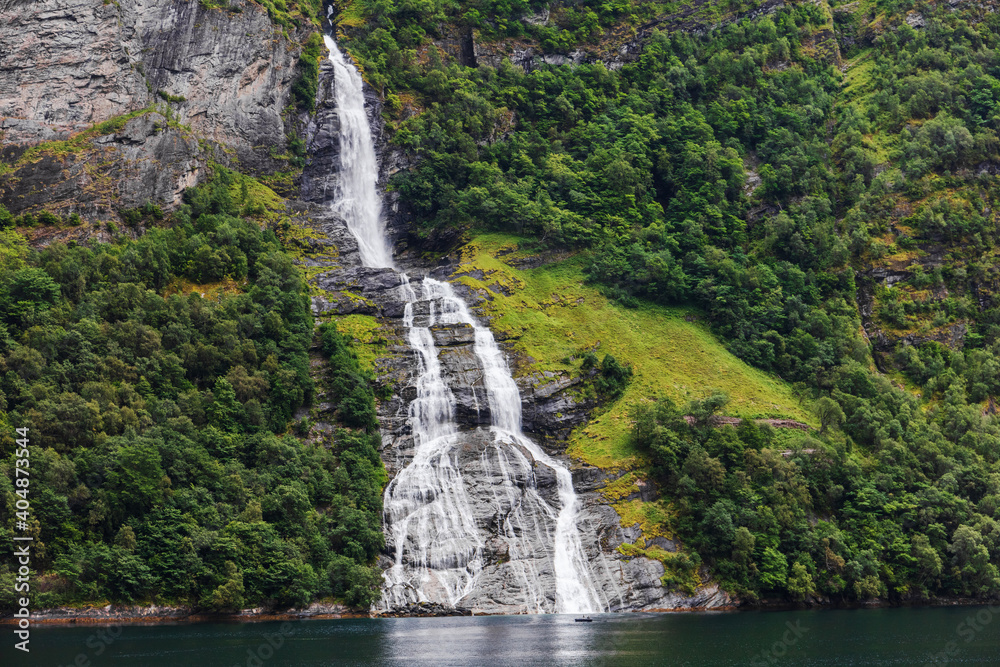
[324,37,606,614]
[324,35,394,269]
[422,277,605,614]
[380,276,485,608]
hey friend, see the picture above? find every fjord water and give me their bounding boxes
[325,39,605,612]
[25,607,1000,666]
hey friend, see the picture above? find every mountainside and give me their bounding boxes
[2,0,1000,615]
[334,0,1000,603]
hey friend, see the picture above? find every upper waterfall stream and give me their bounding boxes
[324,35,394,269]
[325,37,610,614]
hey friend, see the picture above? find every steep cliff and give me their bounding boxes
[0,0,310,220]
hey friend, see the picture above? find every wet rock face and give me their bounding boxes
[300,58,342,205]
[301,54,413,256]
[518,370,596,444]
[1,0,304,217]
[305,231,716,613]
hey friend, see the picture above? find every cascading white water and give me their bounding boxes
[325,36,606,614]
[423,277,605,614]
[380,276,485,608]
[324,35,394,268]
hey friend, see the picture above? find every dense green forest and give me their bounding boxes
[0,173,385,610]
[3,0,1000,611]
[335,0,1000,602]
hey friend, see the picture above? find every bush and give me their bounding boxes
[291,32,324,113]
[594,354,632,399]
[0,204,15,229]
[156,89,186,103]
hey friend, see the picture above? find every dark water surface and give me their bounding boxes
[12,606,1000,666]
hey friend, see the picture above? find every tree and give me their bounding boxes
[732,528,756,570]
[814,396,845,434]
[688,391,730,428]
[701,500,737,554]
[208,377,240,432]
[950,525,1000,596]
[0,230,28,269]
[206,561,245,611]
[758,547,788,591]
[115,526,137,552]
[595,354,633,399]
[0,204,14,230]
[104,437,167,521]
[911,534,942,590]
[634,398,690,475]
[787,562,817,601]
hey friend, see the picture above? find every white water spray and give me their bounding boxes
[324,35,394,268]
[429,277,605,613]
[325,36,605,614]
[380,276,485,608]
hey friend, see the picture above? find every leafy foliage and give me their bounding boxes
[338,0,1000,604]
[292,32,325,114]
[0,172,386,610]
[636,392,1000,602]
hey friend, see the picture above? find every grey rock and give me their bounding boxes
[301,58,343,204]
[431,323,476,347]
[648,536,679,552]
[0,0,306,218]
[1,112,203,217]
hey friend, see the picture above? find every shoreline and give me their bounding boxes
[2,597,996,627]
[0,603,368,627]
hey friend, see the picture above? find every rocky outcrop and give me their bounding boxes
[10,601,356,624]
[518,370,595,442]
[301,57,343,205]
[377,602,473,617]
[470,0,789,72]
[856,245,969,362]
[1,0,308,217]
[1,112,203,218]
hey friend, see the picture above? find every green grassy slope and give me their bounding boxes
[450,234,814,469]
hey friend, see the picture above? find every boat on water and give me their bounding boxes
[574,616,593,623]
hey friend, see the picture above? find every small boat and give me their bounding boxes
[574,616,593,623]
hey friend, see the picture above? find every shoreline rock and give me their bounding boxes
[6,595,997,626]
[0,602,361,626]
